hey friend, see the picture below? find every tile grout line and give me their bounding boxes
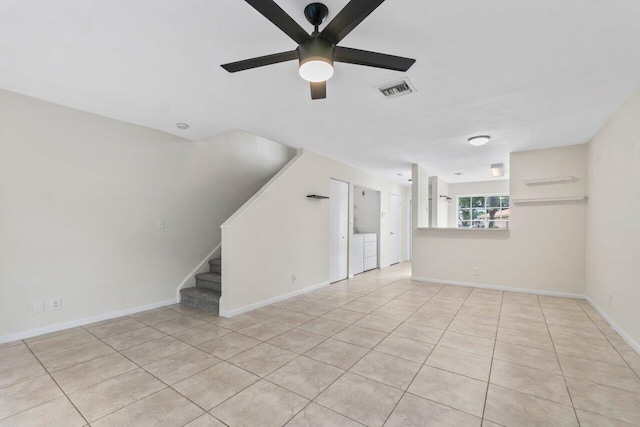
[381,282,476,425]
[538,296,582,426]
[232,273,437,425]
[20,340,91,426]
[301,276,444,426]
[575,300,640,381]
[480,288,504,424]
[81,326,221,422]
[259,275,431,425]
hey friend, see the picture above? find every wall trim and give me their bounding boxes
[0,298,177,344]
[220,280,330,317]
[176,243,221,299]
[411,276,585,299]
[584,296,640,355]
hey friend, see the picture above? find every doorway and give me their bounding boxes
[389,193,402,265]
[330,179,349,283]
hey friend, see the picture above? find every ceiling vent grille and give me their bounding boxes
[377,78,416,99]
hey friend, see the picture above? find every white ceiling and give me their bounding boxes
[2,0,640,184]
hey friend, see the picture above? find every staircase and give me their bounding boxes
[180,257,222,314]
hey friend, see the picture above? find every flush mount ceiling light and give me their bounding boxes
[468,135,491,146]
[176,123,190,130]
[220,1,416,100]
[491,163,505,177]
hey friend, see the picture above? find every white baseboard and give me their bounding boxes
[0,298,177,344]
[176,243,221,299]
[219,281,330,318]
[411,276,585,299]
[584,297,640,355]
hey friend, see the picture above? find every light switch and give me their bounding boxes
[157,219,165,229]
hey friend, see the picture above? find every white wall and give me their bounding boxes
[353,186,380,234]
[221,150,411,315]
[411,164,429,229]
[0,89,295,339]
[586,87,640,346]
[436,178,450,228]
[412,144,587,295]
[446,180,510,227]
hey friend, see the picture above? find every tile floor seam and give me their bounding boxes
[85,385,177,424]
[539,295,582,426]
[19,337,91,426]
[480,289,504,423]
[295,277,436,426]
[381,282,472,426]
[577,301,640,381]
[92,331,213,417]
[261,374,345,426]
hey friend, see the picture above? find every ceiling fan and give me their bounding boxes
[221,0,416,100]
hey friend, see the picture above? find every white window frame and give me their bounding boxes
[456,193,509,229]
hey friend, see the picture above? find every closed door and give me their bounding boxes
[389,193,402,264]
[330,179,349,283]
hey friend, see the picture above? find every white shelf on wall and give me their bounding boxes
[524,176,576,185]
[512,196,587,204]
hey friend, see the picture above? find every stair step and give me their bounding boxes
[180,287,220,313]
[195,272,221,292]
[195,272,221,283]
[208,258,221,274]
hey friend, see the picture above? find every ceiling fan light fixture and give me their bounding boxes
[299,59,334,82]
[221,1,416,99]
[298,37,335,82]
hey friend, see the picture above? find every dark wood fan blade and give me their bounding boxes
[245,0,311,44]
[310,81,326,99]
[320,0,385,45]
[221,50,298,73]
[334,46,415,71]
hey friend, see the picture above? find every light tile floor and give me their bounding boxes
[2,262,640,426]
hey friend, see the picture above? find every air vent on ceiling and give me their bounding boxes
[377,78,416,99]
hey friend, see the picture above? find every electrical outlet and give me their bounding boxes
[157,219,165,229]
[50,297,62,311]
[292,274,297,283]
[34,301,44,314]
[474,268,480,276]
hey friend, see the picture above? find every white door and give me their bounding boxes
[330,179,349,282]
[389,193,402,265]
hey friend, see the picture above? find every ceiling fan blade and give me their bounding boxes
[320,0,385,45]
[334,46,415,71]
[245,0,311,44]
[310,81,326,100]
[221,50,298,73]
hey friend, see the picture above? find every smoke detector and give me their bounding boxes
[377,77,416,99]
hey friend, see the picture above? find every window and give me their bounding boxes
[457,195,509,229]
